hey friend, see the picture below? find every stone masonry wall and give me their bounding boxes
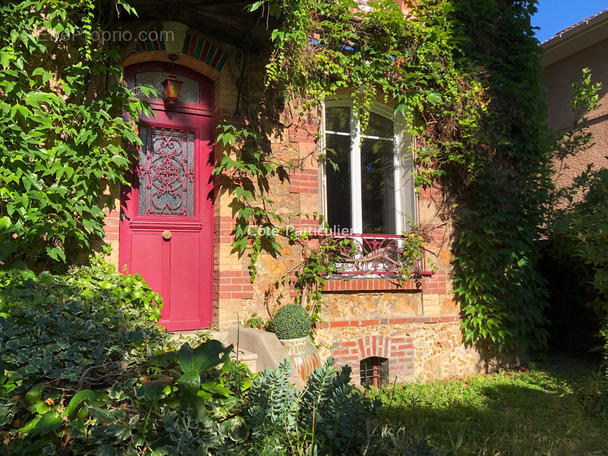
[102,19,518,383]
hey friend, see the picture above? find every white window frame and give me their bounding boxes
[321,100,416,235]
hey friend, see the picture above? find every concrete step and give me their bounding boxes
[231,347,258,372]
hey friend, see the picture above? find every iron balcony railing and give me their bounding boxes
[321,233,434,278]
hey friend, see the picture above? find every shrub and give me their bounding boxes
[0,264,254,455]
[247,359,383,455]
[268,303,311,340]
[0,263,166,399]
[552,168,608,366]
[576,371,608,417]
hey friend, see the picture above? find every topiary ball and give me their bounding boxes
[268,303,311,340]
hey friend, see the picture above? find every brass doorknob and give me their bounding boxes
[162,230,172,240]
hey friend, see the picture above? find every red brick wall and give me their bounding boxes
[332,335,415,380]
[289,169,318,194]
[214,270,253,301]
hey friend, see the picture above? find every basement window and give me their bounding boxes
[360,356,389,388]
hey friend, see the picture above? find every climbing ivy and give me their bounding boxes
[450,0,551,352]
[0,0,153,271]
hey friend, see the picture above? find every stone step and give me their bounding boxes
[230,347,258,372]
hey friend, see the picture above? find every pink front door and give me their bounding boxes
[119,63,214,330]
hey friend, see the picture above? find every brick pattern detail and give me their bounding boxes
[215,215,236,246]
[288,124,317,143]
[213,270,253,300]
[286,218,322,232]
[418,185,443,203]
[290,169,318,194]
[421,269,447,294]
[287,114,319,144]
[317,315,459,329]
[331,335,415,381]
[103,209,120,243]
[323,278,420,292]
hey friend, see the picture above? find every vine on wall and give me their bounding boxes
[215,0,552,352]
[0,0,153,272]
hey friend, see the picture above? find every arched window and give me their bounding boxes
[322,101,416,235]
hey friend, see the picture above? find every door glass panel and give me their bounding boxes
[135,72,200,104]
[138,126,195,216]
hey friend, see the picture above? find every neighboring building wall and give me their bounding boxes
[543,28,608,190]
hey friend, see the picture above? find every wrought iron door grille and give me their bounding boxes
[138,126,195,216]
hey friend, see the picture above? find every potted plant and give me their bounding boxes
[268,303,321,380]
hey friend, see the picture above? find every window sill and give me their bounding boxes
[322,277,422,292]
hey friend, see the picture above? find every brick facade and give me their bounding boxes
[331,335,415,381]
[99,20,518,383]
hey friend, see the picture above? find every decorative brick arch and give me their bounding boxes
[134,30,227,72]
[331,335,415,382]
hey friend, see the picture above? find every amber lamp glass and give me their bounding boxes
[162,76,183,104]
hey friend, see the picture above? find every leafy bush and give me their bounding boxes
[0,264,255,455]
[0,0,152,270]
[576,371,608,417]
[267,303,311,340]
[552,168,608,366]
[0,264,394,455]
[0,263,166,398]
[247,359,383,455]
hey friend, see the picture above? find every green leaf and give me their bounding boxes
[177,369,201,393]
[176,340,231,374]
[46,246,66,262]
[140,376,172,403]
[110,155,129,167]
[24,385,44,404]
[426,91,441,105]
[34,411,62,435]
[65,389,97,419]
[86,405,116,424]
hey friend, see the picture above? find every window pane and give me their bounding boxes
[325,106,350,133]
[138,126,195,216]
[326,133,351,231]
[135,72,200,104]
[361,138,395,234]
[363,111,393,138]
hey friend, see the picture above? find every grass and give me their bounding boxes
[368,354,608,456]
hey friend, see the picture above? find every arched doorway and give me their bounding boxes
[119,62,214,330]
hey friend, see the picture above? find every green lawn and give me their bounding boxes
[369,355,608,456]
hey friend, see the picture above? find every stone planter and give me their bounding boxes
[279,336,321,381]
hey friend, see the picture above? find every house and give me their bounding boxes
[541,9,608,350]
[542,8,608,189]
[91,0,527,385]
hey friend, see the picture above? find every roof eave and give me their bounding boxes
[541,10,608,67]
